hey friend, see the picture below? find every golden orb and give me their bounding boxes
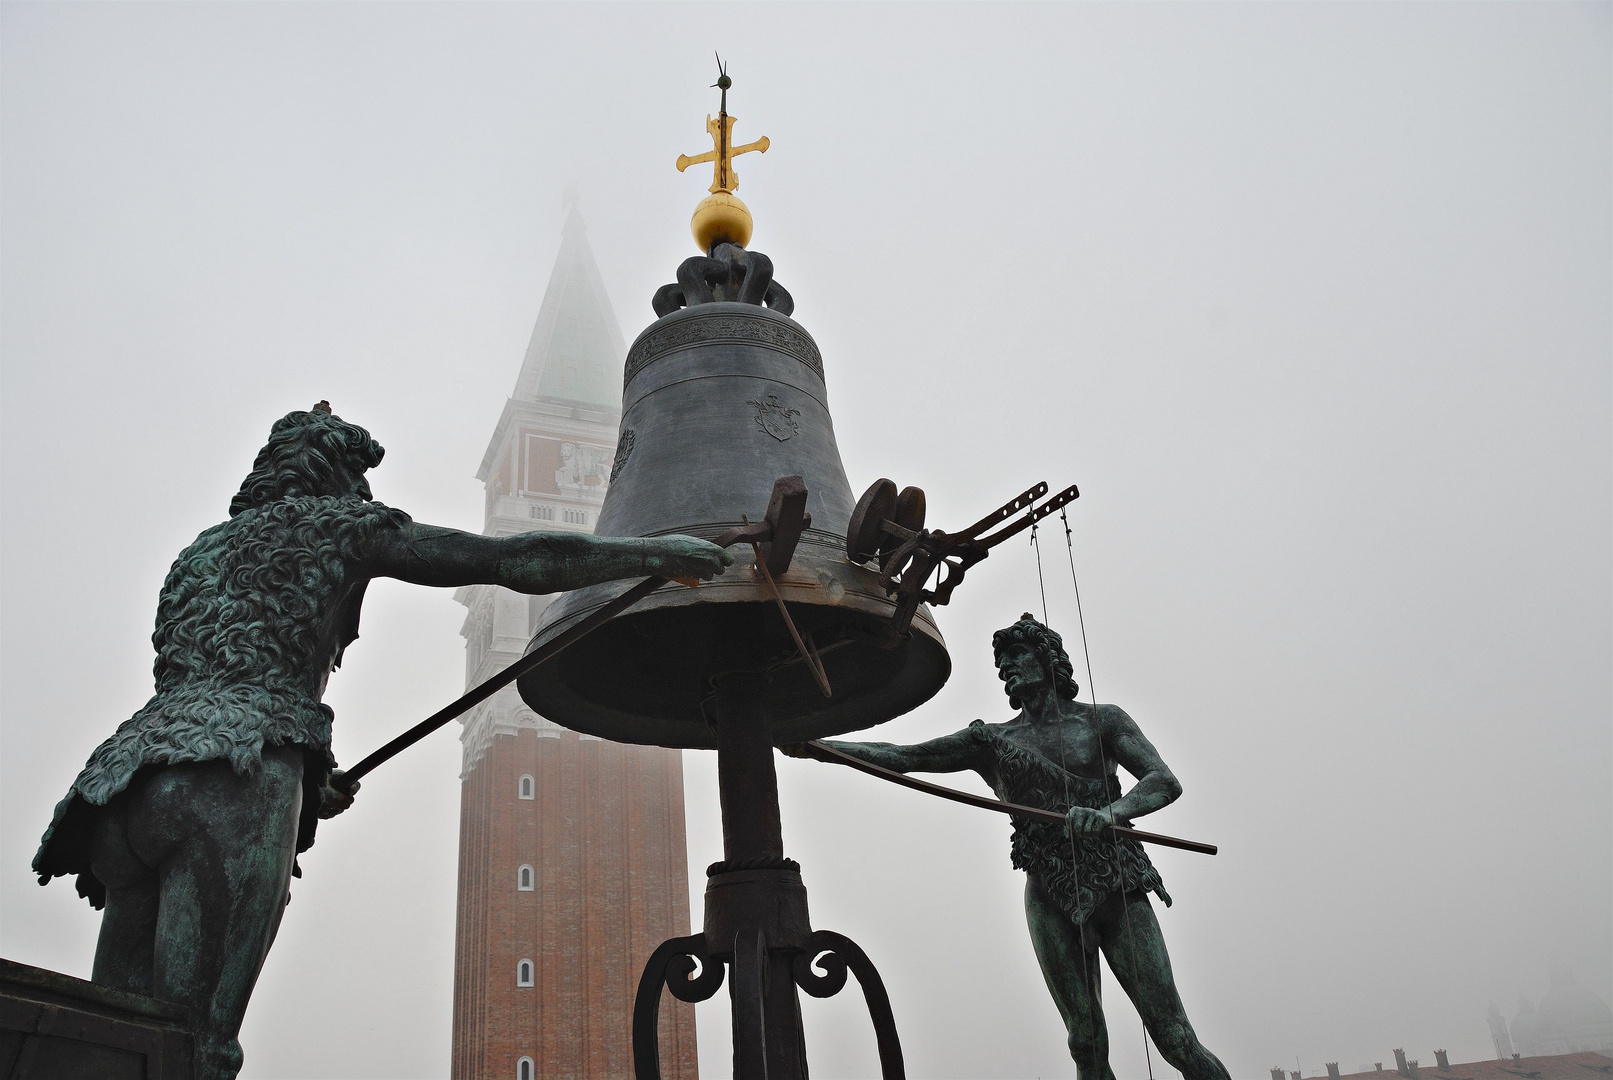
[691,191,753,252]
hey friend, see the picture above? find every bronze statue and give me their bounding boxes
[797,614,1229,1080]
[32,404,733,1080]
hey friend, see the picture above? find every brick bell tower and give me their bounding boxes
[451,205,699,1080]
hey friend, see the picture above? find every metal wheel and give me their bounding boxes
[846,479,897,563]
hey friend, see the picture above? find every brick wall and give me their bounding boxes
[452,727,698,1079]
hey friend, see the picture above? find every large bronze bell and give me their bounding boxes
[517,247,950,748]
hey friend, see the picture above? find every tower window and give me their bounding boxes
[518,865,535,891]
[518,774,535,800]
[563,508,587,525]
[529,505,554,521]
[517,1058,535,1080]
[517,959,534,987]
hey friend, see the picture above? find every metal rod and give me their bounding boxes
[751,542,833,698]
[341,574,677,784]
[804,741,1218,856]
[953,481,1049,542]
[713,669,786,863]
[974,483,1081,551]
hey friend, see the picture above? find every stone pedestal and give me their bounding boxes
[0,958,194,1080]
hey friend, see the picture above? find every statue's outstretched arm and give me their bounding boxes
[796,730,985,777]
[1097,705,1183,823]
[364,522,732,593]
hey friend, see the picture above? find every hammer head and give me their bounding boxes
[757,474,810,578]
[711,475,813,578]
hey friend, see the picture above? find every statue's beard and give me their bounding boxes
[1004,671,1044,698]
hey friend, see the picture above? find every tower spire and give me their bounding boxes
[509,202,624,409]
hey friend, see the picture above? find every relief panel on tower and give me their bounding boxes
[521,434,614,500]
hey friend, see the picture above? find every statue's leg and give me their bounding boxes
[124,746,305,1080]
[1098,893,1230,1080]
[87,798,160,997]
[1024,878,1115,1080]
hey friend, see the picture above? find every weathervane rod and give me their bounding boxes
[715,54,731,190]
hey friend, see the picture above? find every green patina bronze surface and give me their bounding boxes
[32,404,731,1080]
[807,614,1230,1080]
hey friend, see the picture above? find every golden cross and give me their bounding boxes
[676,113,770,195]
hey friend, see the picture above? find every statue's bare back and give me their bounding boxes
[33,405,733,1080]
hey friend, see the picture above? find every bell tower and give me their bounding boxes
[450,204,699,1080]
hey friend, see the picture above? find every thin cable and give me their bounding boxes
[1062,506,1155,1080]
[1030,523,1050,623]
[1031,524,1103,1076]
[1062,508,1098,743]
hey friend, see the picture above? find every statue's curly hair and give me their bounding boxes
[229,403,385,516]
[992,613,1079,708]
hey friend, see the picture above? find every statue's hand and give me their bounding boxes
[643,536,734,581]
[318,770,359,820]
[1064,805,1114,837]
[778,741,827,760]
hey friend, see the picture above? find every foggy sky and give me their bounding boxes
[2,4,1608,1078]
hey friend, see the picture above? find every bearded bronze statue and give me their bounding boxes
[32,404,731,1080]
[800,614,1229,1080]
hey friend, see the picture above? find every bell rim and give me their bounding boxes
[517,551,949,748]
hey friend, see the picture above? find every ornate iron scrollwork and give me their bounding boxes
[791,939,848,998]
[792,930,906,1079]
[633,927,906,1080]
[632,934,724,1080]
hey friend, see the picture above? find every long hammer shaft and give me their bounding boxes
[805,740,1218,856]
[341,574,673,785]
[343,476,811,787]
